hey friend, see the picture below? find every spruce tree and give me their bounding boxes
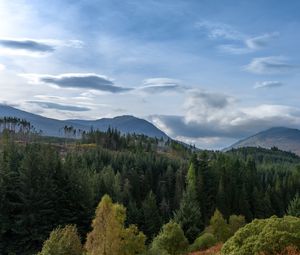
[175,163,203,242]
[142,191,162,239]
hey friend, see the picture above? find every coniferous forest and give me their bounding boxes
[0,129,299,254]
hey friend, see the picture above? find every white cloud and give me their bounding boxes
[254,81,283,89]
[245,56,297,74]
[149,89,300,145]
[0,64,5,71]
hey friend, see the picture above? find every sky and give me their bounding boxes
[0,0,300,149]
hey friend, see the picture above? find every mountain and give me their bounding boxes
[0,105,169,139]
[67,115,168,139]
[227,127,300,156]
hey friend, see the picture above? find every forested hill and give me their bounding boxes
[0,104,169,139]
[228,127,300,156]
[226,146,300,165]
[0,130,299,254]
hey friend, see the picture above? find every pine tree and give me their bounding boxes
[175,163,203,242]
[142,191,162,239]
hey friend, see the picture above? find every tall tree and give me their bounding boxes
[175,163,203,242]
[85,195,124,255]
[142,191,162,240]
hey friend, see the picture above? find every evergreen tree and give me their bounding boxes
[175,163,203,242]
[287,193,300,217]
[141,191,162,239]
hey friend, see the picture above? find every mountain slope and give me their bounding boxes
[68,115,168,139]
[227,127,300,156]
[0,105,168,139]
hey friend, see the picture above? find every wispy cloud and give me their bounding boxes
[28,101,91,111]
[245,32,279,50]
[245,56,297,74]
[219,32,279,54]
[196,21,279,54]
[195,21,244,40]
[0,38,83,57]
[21,73,132,93]
[0,63,5,71]
[254,81,283,89]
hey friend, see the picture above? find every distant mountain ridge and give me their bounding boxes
[227,127,300,156]
[0,105,169,139]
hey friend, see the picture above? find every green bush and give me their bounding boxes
[222,216,300,255]
[150,220,189,255]
[189,233,217,252]
[38,225,83,255]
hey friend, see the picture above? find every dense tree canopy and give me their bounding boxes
[0,130,299,254]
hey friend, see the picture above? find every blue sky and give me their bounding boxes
[0,0,300,149]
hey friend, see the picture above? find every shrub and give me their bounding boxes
[38,225,82,255]
[150,220,189,255]
[222,216,300,255]
[189,233,217,252]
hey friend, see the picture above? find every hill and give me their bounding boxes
[0,104,168,139]
[227,127,300,156]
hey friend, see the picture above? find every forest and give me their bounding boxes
[0,128,300,255]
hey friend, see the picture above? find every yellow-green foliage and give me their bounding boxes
[207,210,245,243]
[222,216,300,255]
[121,225,146,255]
[85,194,145,255]
[150,220,189,255]
[189,233,217,252]
[228,214,246,235]
[209,209,231,242]
[38,225,82,255]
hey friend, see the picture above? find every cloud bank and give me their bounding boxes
[149,90,300,143]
